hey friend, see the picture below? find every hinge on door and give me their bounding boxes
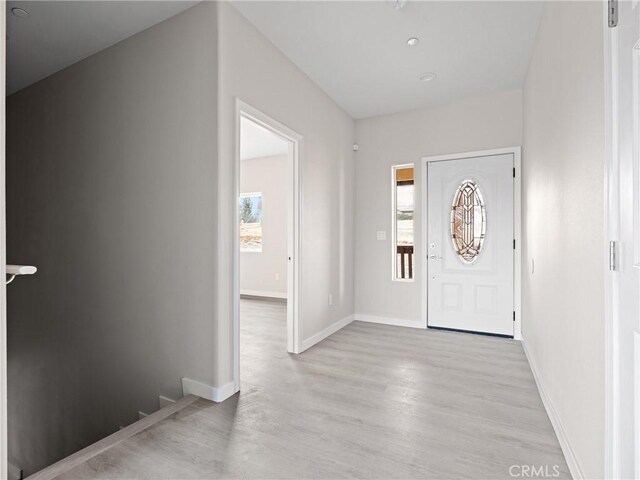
[513,167,516,178]
[513,239,516,249]
[609,241,617,271]
[609,0,618,27]
[513,311,516,322]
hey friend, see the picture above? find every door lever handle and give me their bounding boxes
[429,255,442,260]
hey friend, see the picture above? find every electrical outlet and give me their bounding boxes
[275,272,280,281]
[376,231,387,241]
[328,294,333,306]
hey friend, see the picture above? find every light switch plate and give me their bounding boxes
[376,231,386,241]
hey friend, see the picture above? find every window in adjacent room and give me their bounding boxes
[239,192,263,252]
[392,165,414,280]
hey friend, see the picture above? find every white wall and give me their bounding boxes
[522,2,605,479]
[6,4,217,475]
[240,154,288,298]
[354,90,523,323]
[216,3,355,386]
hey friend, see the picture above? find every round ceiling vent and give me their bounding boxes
[418,72,437,83]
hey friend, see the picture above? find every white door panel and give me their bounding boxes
[610,2,640,477]
[427,154,514,336]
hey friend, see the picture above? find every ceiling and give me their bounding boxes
[5,1,543,118]
[6,1,198,95]
[241,117,289,161]
[231,1,543,119]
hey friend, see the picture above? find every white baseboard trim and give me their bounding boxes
[354,313,425,329]
[240,289,286,299]
[300,314,354,352]
[8,462,22,480]
[181,378,238,403]
[522,339,583,480]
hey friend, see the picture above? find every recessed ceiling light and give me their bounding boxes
[418,72,437,83]
[11,7,29,18]
[407,37,420,46]
[387,0,407,11]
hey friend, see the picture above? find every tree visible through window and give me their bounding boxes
[239,193,263,252]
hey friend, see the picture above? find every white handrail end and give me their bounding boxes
[6,265,37,275]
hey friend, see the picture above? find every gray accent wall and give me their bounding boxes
[6,3,218,475]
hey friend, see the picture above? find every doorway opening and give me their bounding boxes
[234,101,301,391]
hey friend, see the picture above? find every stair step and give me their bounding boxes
[27,395,200,480]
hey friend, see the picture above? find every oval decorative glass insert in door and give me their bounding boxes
[450,180,486,263]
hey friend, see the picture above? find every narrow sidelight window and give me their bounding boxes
[392,165,414,280]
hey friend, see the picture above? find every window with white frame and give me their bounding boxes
[392,165,414,280]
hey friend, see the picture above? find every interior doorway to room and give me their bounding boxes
[422,148,521,338]
[235,103,301,388]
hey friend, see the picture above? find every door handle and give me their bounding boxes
[429,255,442,260]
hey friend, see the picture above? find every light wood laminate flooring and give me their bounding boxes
[55,298,569,479]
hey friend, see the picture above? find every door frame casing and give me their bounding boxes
[420,146,522,340]
[233,99,302,391]
[1,2,7,478]
[603,8,618,476]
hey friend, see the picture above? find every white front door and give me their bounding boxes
[427,154,514,336]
